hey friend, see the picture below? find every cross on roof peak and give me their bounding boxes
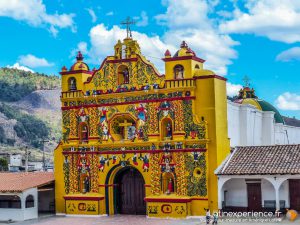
[243,75,251,87]
[121,17,136,39]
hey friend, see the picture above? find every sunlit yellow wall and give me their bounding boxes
[54,143,66,214]
[194,76,230,212]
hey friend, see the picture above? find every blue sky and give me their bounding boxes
[0,0,300,118]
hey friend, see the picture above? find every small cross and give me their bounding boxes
[119,119,133,140]
[121,17,136,38]
[243,75,251,87]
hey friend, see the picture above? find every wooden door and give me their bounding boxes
[119,168,146,215]
[289,179,300,211]
[247,183,262,211]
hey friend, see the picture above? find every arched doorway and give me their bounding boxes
[114,167,146,215]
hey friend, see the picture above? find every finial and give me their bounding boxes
[242,75,250,87]
[121,17,136,39]
[61,66,67,72]
[76,51,83,61]
[164,49,171,57]
[180,41,188,48]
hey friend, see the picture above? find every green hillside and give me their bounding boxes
[0,103,50,148]
[0,67,60,102]
[0,68,61,161]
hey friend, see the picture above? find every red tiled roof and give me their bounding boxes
[216,145,300,175]
[0,172,54,192]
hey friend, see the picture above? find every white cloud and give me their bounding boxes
[155,0,238,75]
[74,0,238,75]
[276,47,300,62]
[219,0,300,43]
[70,42,88,60]
[18,54,54,68]
[88,24,176,72]
[134,11,148,27]
[276,92,300,110]
[106,11,114,16]
[0,0,76,36]
[86,8,97,23]
[227,82,242,97]
[6,63,34,73]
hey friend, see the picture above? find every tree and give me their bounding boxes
[0,158,8,171]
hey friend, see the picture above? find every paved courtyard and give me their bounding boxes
[6,215,300,225]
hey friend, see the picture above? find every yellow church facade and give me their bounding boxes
[54,36,230,218]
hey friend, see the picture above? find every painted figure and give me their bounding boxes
[102,126,111,141]
[112,155,117,164]
[132,153,138,166]
[99,107,108,124]
[78,108,88,122]
[98,156,108,172]
[160,101,171,116]
[136,103,147,121]
[193,152,199,161]
[139,154,150,172]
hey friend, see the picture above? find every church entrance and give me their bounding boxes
[114,167,146,215]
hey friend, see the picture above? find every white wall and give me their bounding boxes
[227,101,300,147]
[220,177,291,209]
[261,179,275,206]
[0,188,38,222]
[222,178,247,207]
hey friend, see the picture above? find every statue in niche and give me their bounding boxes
[123,68,129,84]
[174,65,184,79]
[166,178,174,194]
[80,124,88,141]
[138,127,144,139]
[83,176,90,193]
[166,122,172,138]
[127,125,136,141]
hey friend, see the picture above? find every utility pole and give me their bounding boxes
[41,140,49,171]
[25,146,28,172]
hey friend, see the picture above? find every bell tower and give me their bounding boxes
[163,41,205,80]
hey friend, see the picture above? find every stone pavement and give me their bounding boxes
[8,215,300,225]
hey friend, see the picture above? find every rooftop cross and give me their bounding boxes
[243,75,251,87]
[121,17,136,38]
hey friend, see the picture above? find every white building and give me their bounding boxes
[0,172,54,222]
[227,86,300,146]
[215,145,300,212]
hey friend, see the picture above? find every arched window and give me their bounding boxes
[0,195,21,208]
[195,64,200,69]
[79,123,89,143]
[25,195,34,208]
[118,65,129,84]
[162,172,175,194]
[161,118,173,140]
[174,64,184,79]
[68,77,77,91]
